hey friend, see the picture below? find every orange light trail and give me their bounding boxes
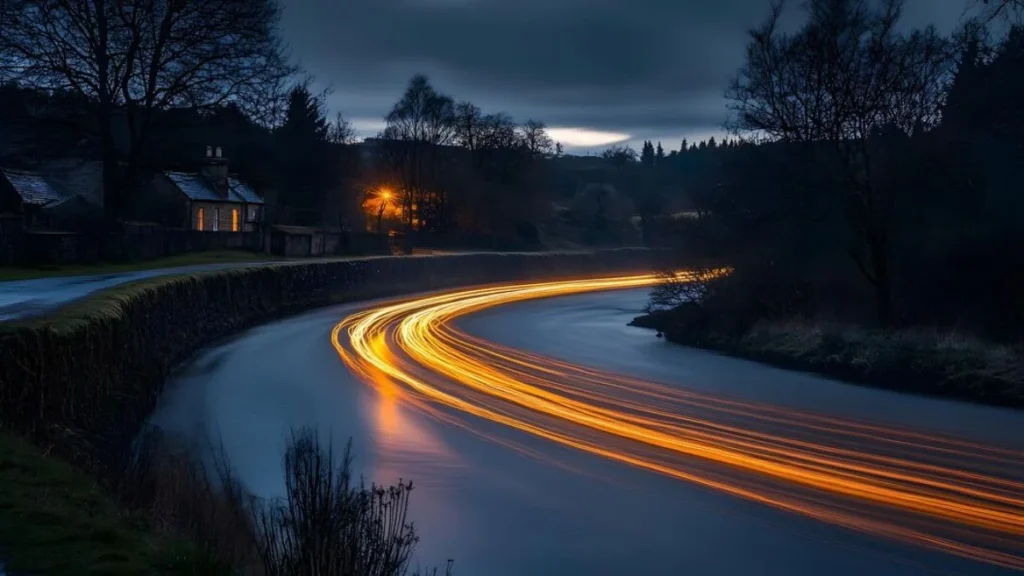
[330,274,1024,570]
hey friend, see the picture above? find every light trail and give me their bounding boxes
[330,274,1024,570]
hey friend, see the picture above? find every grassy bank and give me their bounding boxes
[0,249,658,573]
[632,310,1024,408]
[0,428,442,575]
[0,250,279,281]
[0,432,208,575]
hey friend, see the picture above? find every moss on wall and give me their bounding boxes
[0,249,662,478]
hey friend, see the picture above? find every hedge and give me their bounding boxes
[0,249,662,478]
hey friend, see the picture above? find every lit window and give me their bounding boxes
[197,207,204,231]
[213,208,220,231]
[232,209,239,232]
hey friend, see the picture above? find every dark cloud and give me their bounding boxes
[280,0,970,148]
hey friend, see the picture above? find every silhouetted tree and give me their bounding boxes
[518,119,554,158]
[276,83,332,224]
[1,0,294,222]
[642,140,656,166]
[977,0,1024,21]
[380,74,456,232]
[453,101,485,152]
[327,112,357,145]
[601,145,638,169]
[727,0,952,325]
[655,142,665,162]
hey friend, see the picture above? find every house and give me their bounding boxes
[0,161,104,228]
[0,168,63,219]
[151,146,264,232]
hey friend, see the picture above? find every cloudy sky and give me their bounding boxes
[279,0,971,153]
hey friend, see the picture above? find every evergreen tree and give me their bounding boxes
[680,139,688,153]
[707,136,717,149]
[655,141,665,162]
[640,140,655,166]
[276,83,332,224]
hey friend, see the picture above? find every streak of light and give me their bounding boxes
[331,273,1024,570]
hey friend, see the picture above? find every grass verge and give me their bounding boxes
[0,250,277,282]
[0,432,206,575]
[632,311,1024,408]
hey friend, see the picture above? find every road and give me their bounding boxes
[0,251,485,321]
[0,261,284,321]
[151,276,1024,575]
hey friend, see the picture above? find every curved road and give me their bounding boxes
[151,276,1024,575]
[0,261,284,321]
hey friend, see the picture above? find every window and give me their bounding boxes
[212,208,220,231]
[231,208,239,232]
[196,207,204,231]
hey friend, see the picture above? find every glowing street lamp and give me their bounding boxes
[376,187,392,233]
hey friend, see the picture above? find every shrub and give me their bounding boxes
[251,429,420,576]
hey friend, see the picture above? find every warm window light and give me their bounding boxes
[232,209,239,232]
[197,207,204,231]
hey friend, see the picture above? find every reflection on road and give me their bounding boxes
[331,274,1024,570]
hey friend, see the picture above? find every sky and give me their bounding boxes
[279,0,972,154]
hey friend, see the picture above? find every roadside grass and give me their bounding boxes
[739,320,1024,399]
[635,304,1024,406]
[0,432,212,575]
[0,250,277,282]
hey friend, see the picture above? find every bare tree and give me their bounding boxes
[601,144,638,169]
[379,74,457,232]
[1,0,295,221]
[976,0,1024,21]
[452,101,484,151]
[382,75,456,147]
[646,268,723,312]
[726,0,952,325]
[517,119,554,158]
[479,112,520,150]
[327,111,357,145]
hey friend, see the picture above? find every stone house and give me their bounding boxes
[0,160,104,229]
[150,146,264,232]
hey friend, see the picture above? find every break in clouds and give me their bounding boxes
[280,0,968,150]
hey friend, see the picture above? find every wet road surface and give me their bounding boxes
[151,278,1024,575]
[0,262,280,321]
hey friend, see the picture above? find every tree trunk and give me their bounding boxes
[99,113,121,225]
[868,232,894,327]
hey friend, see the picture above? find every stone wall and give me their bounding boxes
[0,249,663,477]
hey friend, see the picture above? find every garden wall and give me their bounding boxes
[0,249,664,477]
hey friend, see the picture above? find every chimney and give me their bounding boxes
[200,144,229,198]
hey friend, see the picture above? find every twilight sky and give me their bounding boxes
[279,0,970,153]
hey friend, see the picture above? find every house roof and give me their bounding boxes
[40,160,104,208]
[0,168,64,206]
[165,171,264,205]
